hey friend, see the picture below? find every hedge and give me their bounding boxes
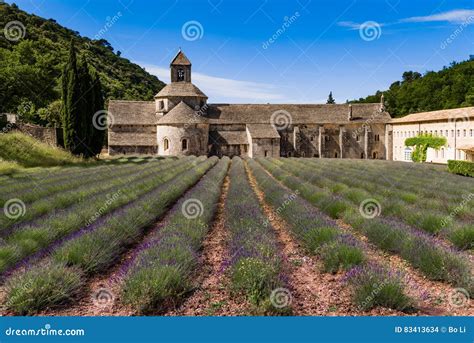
[447,160,474,177]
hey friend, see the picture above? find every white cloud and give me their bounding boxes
[400,9,474,24]
[139,63,285,103]
[338,9,474,31]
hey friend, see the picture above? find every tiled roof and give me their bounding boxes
[206,103,390,124]
[108,100,157,125]
[157,101,207,125]
[210,131,248,145]
[246,124,280,138]
[170,50,191,66]
[391,107,474,124]
[154,82,207,98]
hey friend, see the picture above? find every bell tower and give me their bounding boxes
[170,49,191,83]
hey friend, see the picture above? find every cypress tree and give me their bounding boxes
[77,60,94,156]
[61,39,81,154]
[327,91,336,104]
[90,71,105,156]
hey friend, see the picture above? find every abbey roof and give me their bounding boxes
[170,50,191,66]
[154,82,208,98]
[391,107,474,124]
[157,101,207,125]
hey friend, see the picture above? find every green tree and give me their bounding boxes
[61,39,81,154]
[405,134,447,163]
[327,91,335,104]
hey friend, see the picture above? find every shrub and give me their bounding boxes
[5,263,83,315]
[346,264,413,312]
[448,160,474,177]
[320,242,365,273]
[448,226,474,250]
[303,227,338,254]
[121,265,188,314]
[231,257,280,306]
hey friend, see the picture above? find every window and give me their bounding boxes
[177,68,185,81]
[441,148,445,158]
[310,136,314,142]
[356,135,360,142]
[374,134,380,142]
[464,129,467,137]
[325,136,330,142]
[372,151,378,159]
[334,151,338,158]
[163,138,169,151]
[434,130,438,136]
[457,130,460,137]
[158,100,164,110]
[181,139,188,151]
[470,129,473,137]
[360,152,365,159]
[265,150,269,157]
[404,147,412,161]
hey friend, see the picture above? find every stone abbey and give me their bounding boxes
[108,50,474,162]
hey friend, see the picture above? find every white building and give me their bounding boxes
[390,107,474,163]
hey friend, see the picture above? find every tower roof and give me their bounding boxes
[157,101,207,125]
[170,49,191,66]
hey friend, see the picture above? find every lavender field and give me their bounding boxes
[0,157,472,316]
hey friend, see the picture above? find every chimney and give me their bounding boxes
[348,104,353,121]
[380,93,385,112]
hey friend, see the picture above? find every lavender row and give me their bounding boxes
[0,157,185,230]
[259,158,473,296]
[3,157,218,315]
[120,157,229,313]
[224,157,284,312]
[248,159,412,311]
[0,157,200,275]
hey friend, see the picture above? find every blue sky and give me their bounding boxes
[9,0,474,103]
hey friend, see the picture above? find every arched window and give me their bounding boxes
[177,68,185,81]
[372,151,378,159]
[182,139,188,151]
[163,138,169,151]
[334,151,338,158]
[360,152,365,159]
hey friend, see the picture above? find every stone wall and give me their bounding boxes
[17,123,63,147]
[250,138,280,158]
[156,124,209,156]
